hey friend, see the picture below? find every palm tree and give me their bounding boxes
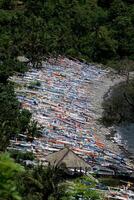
[17,164,67,200]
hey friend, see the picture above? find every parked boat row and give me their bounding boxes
[9,58,134,178]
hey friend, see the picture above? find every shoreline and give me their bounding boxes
[106,129,134,164]
[84,66,134,165]
[99,79,134,164]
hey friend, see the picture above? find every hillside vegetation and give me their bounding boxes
[1,0,134,65]
[1,0,134,85]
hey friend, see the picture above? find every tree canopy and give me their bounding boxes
[0,0,134,64]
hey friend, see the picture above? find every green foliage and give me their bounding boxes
[0,83,20,150]
[28,80,41,89]
[18,109,31,133]
[16,167,103,200]
[1,0,134,64]
[0,59,27,83]
[0,153,24,200]
[17,165,67,200]
[99,177,121,187]
[27,120,41,138]
[0,82,37,151]
[62,176,103,200]
[9,150,35,163]
[107,59,134,74]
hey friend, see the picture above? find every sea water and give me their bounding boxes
[116,123,134,155]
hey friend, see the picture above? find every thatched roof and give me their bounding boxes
[45,147,91,169]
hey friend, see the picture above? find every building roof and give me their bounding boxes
[45,147,91,169]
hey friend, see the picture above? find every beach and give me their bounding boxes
[10,57,133,167]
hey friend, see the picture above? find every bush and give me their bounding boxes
[102,79,134,126]
[28,80,41,89]
[9,150,35,163]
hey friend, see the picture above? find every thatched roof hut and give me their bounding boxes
[45,147,91,170]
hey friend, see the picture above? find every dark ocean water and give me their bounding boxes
[116,123,134,156]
